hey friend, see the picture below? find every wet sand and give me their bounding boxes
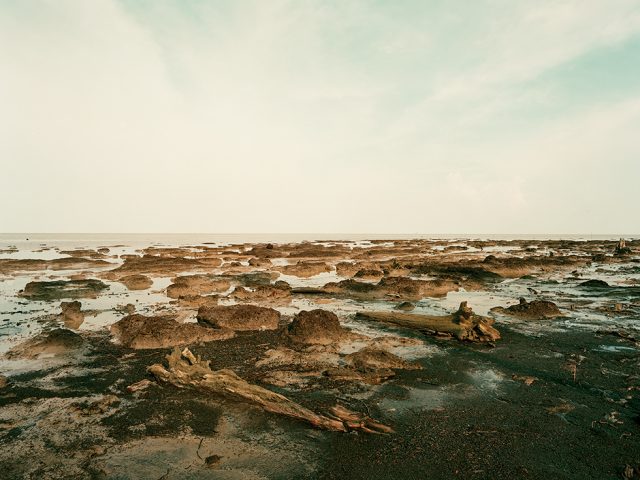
[0,236,639,479]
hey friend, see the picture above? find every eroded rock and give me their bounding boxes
[112,254,221,277]
[166,275,230,299]
[0,257,112,275]
[345,347,421,372]
[5,328,85,359]
[285,309,351,345]
[491,297,563,319]
[229,283,291,304]
[278,262,332,278]
[111,314,234,349]
[119,274,153,291]
[20,279,109,301]
[318,277,460,300]
[60,301,85,329]
[395,301,415,311]
[579,279,610,288]
[197,304,280,331]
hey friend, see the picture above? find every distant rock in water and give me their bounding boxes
[614,238,632,255]
[60,301,84,329]
[491,298,562,319]
[118,274,153,291]
[394,301,415,311]
[579,279,610,288]
[20,279,108,301]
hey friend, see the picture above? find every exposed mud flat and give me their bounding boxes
[0,235,639,479]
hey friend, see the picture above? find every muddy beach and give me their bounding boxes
[0,235,639,479]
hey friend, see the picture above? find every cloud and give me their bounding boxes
[0,0,638,233]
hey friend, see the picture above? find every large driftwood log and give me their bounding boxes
[147,348,392,434]
[356,302,500,343]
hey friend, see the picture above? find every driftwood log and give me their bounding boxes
[147,348,392,434]
[356,301,500,343]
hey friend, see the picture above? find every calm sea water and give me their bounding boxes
[1,232,637,250]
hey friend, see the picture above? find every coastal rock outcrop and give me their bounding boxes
[197,304,280,331]
[5,328,85,359]
[579,279,611,288]
[119,274,153,291]
[166,275,230,299]
[491,297,563,319]
[60,301,85,329]
[20,279,109,301]
[318,277,460,300]
[111,314,234,349]
[344,347,421,372]
[285,309,350,345]
[278,262,332,278]
[229,283,292,304]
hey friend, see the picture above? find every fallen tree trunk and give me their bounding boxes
[147,348,392,434]
[356,302,500,343]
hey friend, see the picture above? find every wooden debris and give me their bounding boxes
[147,348,391,434]
[356,302,500,343]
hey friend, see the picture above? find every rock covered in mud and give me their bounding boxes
[197,304,280,331]
[20,279,109,301]
[354,268,385,280]
[118,274,153,290]
[112,254,222,276]
[579,279,610,288]
[111,314,234,349]
[60,301,85,329]
[5,328,85,359]
[491,297,563,319]
[230,283,291,303]
[395,301,415,311]
[285,309,349,345]
[320,277,460,300]
[0,257,112,275]
[248,257,272,267]
[166,275,230,299]
[278,261,332,278]
[345,347,421,371]
[377,276,459,299]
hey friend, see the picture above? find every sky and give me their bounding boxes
[1,0,639,234]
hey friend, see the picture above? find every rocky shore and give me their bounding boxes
[0,237,639,479]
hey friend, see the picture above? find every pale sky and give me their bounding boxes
[1,0,639,234]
